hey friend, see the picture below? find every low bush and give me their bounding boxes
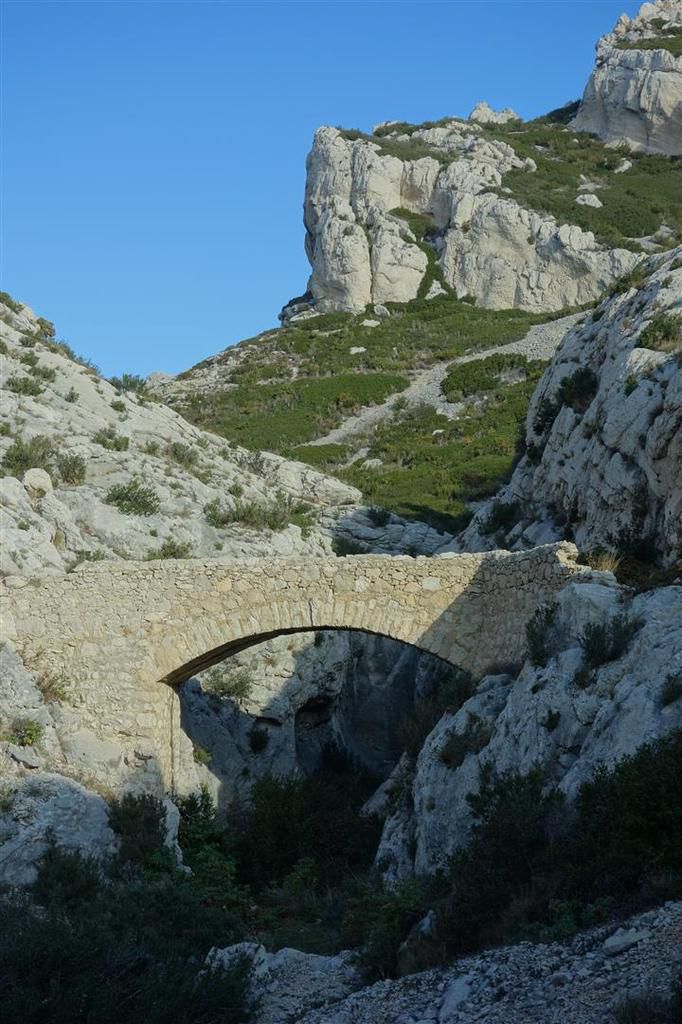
[442,353,545,401]
[108,792,168,872]
[166,440,197,467]
[438,718,491,768]
[105,477,160,516]
[109,372,148,394]
[6,374,43,396]
[6,717,44,746]
[639,312,681,354]
[204,493,303,532]
[480,499,520,537]
[248,725,269,753]
[526,601,559,667]
[56,452,86,485]
[332,535,366,556]
[146,537,193,559]
[579,612,641,669]
[0,847,250,1024]
[92,425,129,451]
[1,434,54,475]
[556,367,598,413]
[660,673,682,708]
[202,664,253,702]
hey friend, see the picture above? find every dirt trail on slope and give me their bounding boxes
[303,313,583,448]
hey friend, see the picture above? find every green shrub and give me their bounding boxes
[6,717,44,746]
[526,601,559,667]
[202,664,253,702]
[1,434,54,475]
[480,500,520,537]
[639,312,681,353]
[332,535,366,556]
[35,316,55,339]
[367,505,391,527]
[341,879,431,980]
[109,372,148,394]
[92,425,129,451]
[556,367,598,413]
[105,477,160,516]
[110,398,126,413]
[0,290,22,313]
[6,374,43,396]
[166,441,197,467]
[231,766,381,891]
[64,386,78,403]
[193,744,212,766]
[146,537,193,559]
[616,27,682,56]
[0,856,250,1024]
[533,396,560,435]
[442,353,545,401]
[579,613,641,669]
[624,373,638,396]
[108,792,167,871]
[30,363,56,382]
[20,350,39,367]
[57,453,86,485]
[205,493,307,532]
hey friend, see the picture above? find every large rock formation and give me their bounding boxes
[374,577,682,881]
[572,0,682,155]
[297,124,639,315]
[458,247,682,565]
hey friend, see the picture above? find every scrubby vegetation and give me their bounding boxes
[92,425,130,451]
[204,493,310,532]
[442,353,546,401]
[616,26,682,56]
[639,311,681,353]
[105,477,160,516]
[338,371,542,533]
[1,434,54,476]
[486,121,682,250]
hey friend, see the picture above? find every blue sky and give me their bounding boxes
[2,0,640,377]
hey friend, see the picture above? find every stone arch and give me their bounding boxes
[0,544,589,786]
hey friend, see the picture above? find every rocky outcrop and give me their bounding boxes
[374,578,682,880]
[458,247,682,564]
[0,301,361,578]
[297,123,639,315]
[296,901,682,1024]
[468,100,519,125]
[572,0,682,155]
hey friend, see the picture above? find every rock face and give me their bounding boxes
[374,578,682,881]
[458,247,682,565]
[572,0,682,155]
[297,123,639,315]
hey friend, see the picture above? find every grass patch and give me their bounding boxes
[204,493,309,532]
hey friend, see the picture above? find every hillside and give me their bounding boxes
[1,2,682,1023]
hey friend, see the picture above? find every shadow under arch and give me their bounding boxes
[161,623,458,688]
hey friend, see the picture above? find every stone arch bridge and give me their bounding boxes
[1,543,587,786]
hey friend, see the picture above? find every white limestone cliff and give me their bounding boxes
[458,247,682,565]
[296,123,639,316]
[572,0,682,155]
